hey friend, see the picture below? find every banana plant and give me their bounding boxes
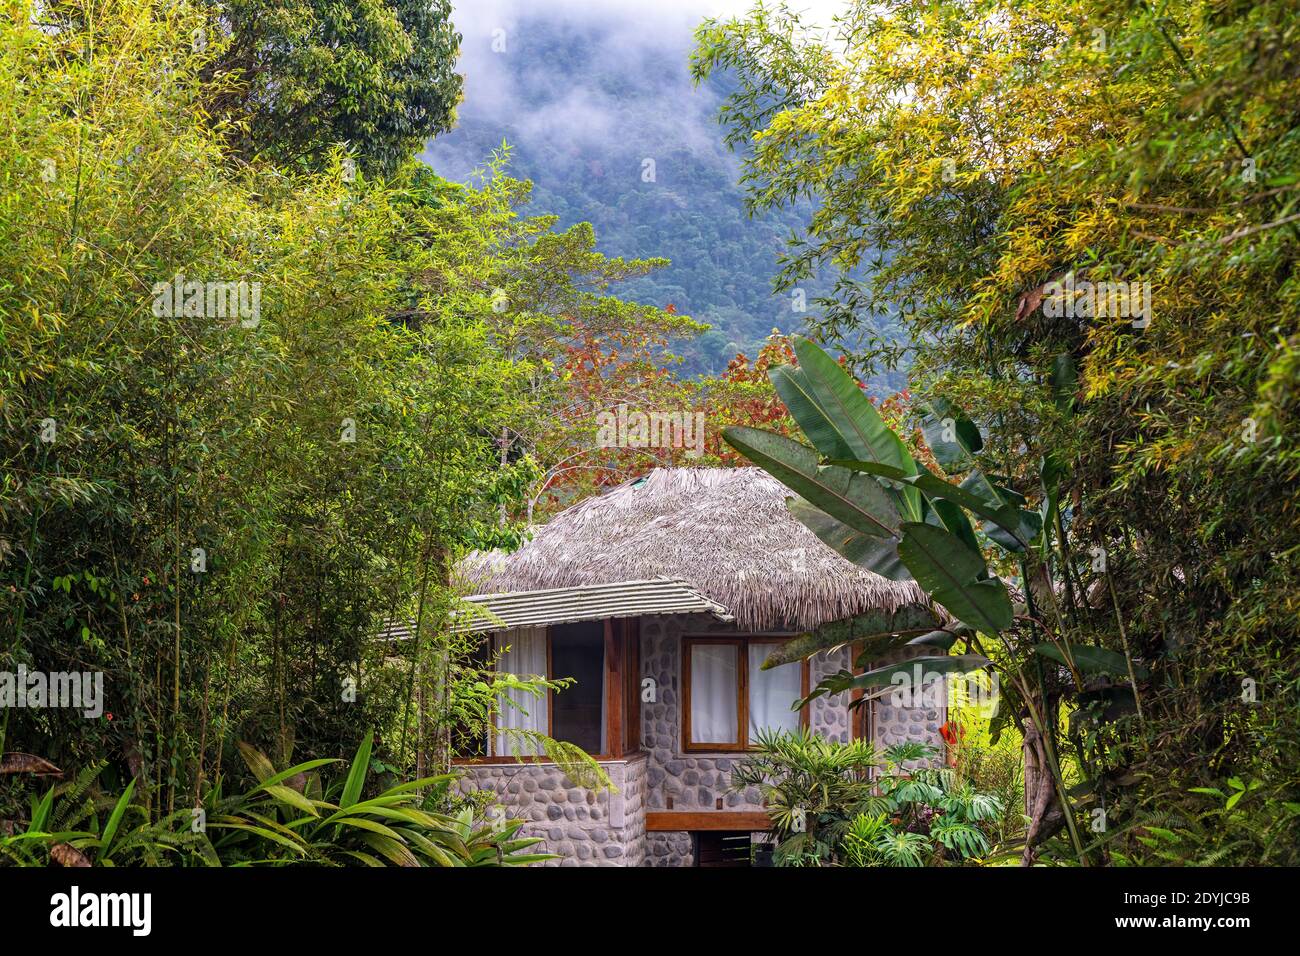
[723,335,1089,863]
[723,337,1039,683]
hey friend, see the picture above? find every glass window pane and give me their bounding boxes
[748,642,801,739]
[690,644,739,744]
[550,623,606,755]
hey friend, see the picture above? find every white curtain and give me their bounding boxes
[690,643,738,744]
[748,641,802,739]
[491,627,547,757]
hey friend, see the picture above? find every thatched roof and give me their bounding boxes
[461,467,932,632]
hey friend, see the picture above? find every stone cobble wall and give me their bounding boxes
[642,614,769,817]
[646,829,694,866]
[619,752,648,867]
[455,754,648,866]
[871,644,947,758]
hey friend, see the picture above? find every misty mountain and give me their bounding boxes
[423,1,842,375]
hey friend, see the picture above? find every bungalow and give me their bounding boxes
[455,467,947,866]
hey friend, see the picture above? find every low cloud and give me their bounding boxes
[426,0,844,180]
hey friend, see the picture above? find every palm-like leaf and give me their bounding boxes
[898,522,1012,634]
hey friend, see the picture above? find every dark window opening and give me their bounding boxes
[550,622,606,754]
[623,618,641,754]
[451,636,492,758]
[695,831,753,868]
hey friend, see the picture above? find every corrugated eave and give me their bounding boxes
[380,578,734,639]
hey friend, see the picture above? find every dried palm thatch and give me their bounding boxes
[461,467,933,631]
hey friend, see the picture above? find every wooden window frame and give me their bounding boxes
[849,640,872,742]
[456,617,643,765]
[681,635,810,753]
[623,617,641,754]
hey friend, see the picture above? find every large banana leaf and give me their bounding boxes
[786,498,911,581]
[779,337,923,520]
[897,522,1013,635]
[928,496,983,561]
[801,654,992,706]
[834,460,1034,552]
[899,627,965,656]
[761,605,943,669]
[723,427,901,538]
[770,364,854,460]
[1034,643,1149,678]
[958,470,1042,551]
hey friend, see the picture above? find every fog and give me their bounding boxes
[423,0,844,180]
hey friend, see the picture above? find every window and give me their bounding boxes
[489,626,549,757]
[475,619,642,762]
[622,617,642,754]
[683,637,808,751]
[549,622,606,754]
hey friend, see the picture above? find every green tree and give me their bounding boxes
[205,0,463,173]
[697,0,1300,864]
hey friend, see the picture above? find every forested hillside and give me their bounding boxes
[424,6,904,385]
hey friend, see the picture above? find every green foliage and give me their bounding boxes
[702,0,1300,865]
[0,736,549,866]
[1115,777,1300,867]
[206,0,463,174]
[425,12,915,381]
[0,0,648,844]
[207,733,554,866]
[733,729,1003,866]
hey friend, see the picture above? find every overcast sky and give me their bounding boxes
[427,1,846,181]
[446,0,844,116]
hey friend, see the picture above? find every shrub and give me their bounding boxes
[732,728,1004,866]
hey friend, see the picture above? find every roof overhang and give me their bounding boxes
[378,579,733,641]
[454,578,733,634]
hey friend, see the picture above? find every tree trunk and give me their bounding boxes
[1021,714,1064,865]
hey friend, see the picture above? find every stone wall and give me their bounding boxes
[871,644,947,759]
[455,754,647,866]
